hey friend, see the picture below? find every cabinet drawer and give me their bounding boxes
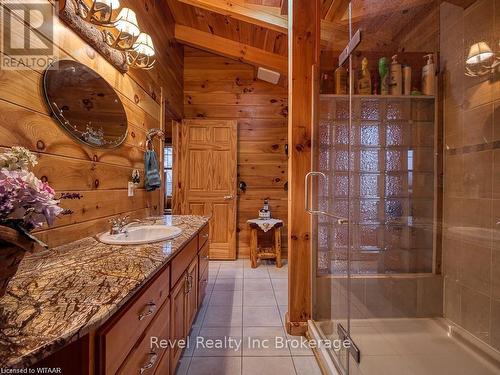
[117,299,170,375]
[198,224,209,249]
[198,265,209,308]
[198,241,209,281]
[171,237,197,287]
[99,266,170,375]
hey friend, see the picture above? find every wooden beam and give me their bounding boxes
[174,24,287,74]
[324,0,349,22]
[286,0,320,336]
[177,0,287,33]
[176,0,337,46]
[442,0,476,8]
[280,0,288,15]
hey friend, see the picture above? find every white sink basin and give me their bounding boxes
[98,225,182,245]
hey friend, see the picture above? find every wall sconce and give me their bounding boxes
[465,41,499,77]
[73,0,155,70]
[104,8,140,50]
[77,0,120,26]
[127,33,156,70]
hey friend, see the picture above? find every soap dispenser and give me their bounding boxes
[390,55,402,96]
[422,54,435,96]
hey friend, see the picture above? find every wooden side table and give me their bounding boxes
[247,219,283,268]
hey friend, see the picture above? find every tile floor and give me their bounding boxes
[175,259,323,375]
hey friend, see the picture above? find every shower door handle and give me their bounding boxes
[305,172,348,224]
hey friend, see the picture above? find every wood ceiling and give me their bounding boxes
[165,0,442,75]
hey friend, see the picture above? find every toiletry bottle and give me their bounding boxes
[422,54,435,96]
[403,65,412,95]
[335,66,348,95]
[378,57,389,95]
[321,72,334,94]
[357,57,372,95]
[390,55,402,95]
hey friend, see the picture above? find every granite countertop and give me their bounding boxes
[0,215,209,368]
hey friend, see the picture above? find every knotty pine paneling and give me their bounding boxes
[0,1,171,247]
[183,47,288,258]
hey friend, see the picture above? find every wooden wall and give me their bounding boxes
[183,47,288,258]
[0,1,182,247]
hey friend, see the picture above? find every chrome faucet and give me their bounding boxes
[108,216,142,235]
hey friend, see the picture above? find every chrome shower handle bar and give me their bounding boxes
[305,172,349,225]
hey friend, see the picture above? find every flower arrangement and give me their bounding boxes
[0,147,80,248]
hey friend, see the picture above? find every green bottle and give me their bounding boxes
[379,57,389,95]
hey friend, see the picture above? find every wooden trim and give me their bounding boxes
[174,25,287,75]
[287,0,320,336]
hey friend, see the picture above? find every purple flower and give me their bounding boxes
[0,154,63,230]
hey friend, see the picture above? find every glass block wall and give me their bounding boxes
[317,96,436,275]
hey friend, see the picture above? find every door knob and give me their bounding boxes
[224,195,234,200]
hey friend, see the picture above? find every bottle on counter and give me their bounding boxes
[320,72,335,94]
[259,199,271,220]
[390,55,402,95]
[403,65,412,95]
[379,57,389,95]
[357,57,372,95]
[334,66,348,95]
[422,54,436,96]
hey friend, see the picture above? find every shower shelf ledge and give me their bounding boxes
[320,94,435,99]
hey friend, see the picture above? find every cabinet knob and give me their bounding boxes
[138,301,157,321]
[139,351,158,374]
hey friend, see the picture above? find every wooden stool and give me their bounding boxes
[247,220,283,268]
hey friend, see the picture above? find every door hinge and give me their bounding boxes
[337,323,361,364]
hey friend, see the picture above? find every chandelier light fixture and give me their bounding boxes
[75,0,156,70]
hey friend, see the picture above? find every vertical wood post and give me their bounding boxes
[286,0,320,335]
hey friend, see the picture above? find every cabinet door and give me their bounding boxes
[185,257,199,332]
[170,275,187,374]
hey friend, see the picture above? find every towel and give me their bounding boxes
[144,150,161,191]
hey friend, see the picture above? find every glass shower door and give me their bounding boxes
[345,1,441,374]
[309,4,352,373]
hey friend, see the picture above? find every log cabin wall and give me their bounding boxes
[0,0,183,247]
[183,47,288,258]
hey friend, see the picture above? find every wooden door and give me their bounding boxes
[185,257,198,332]
[174,119,237,260]
[169,276,187,374]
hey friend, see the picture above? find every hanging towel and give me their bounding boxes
[144,150,161,191]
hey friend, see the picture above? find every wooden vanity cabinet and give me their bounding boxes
[44,224,209,375]
[97,266,170,375]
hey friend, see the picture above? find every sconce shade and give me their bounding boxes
[93,0,120,9]
[115,8,140,37]
[466,42,494,65]
[133,33,155,56]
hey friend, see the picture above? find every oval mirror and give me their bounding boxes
[43,60,128,149]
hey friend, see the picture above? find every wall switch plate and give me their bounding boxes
[128,182,134,197]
